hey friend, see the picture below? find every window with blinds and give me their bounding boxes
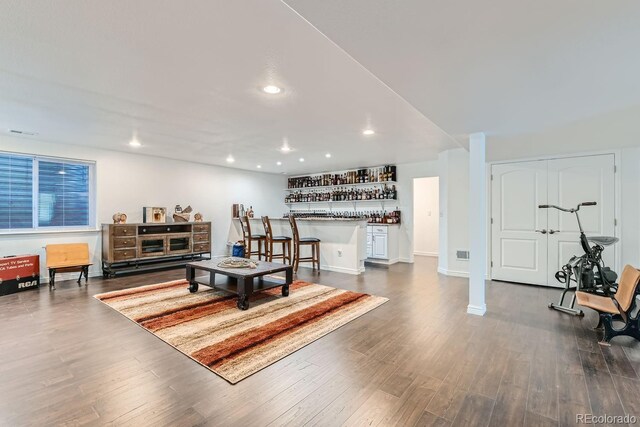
[0,154,33,229]
[0,152,95,231]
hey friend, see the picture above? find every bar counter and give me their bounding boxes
[245,217,368,274]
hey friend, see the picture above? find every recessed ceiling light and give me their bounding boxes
[226,155,235,163]
[299,158,305,162]
[325,153,331,158]
[277,161,282,166]
[256,165,262,169]
[129,138,142,147]
[280,145,291,153]
[262,85,282,94]
[362,129,375,136]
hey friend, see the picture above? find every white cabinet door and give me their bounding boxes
[372,234,388,259]
[366,230,373,258]
[546,155,615,287]
[491,161,549,285]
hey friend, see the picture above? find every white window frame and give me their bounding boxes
[0,151,97,234]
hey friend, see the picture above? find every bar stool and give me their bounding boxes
[288,215,321,273]
[261,216,292,264]
[239,216,265,260]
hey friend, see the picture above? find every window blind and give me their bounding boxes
[38,160,90,227]
[0,154,33,229]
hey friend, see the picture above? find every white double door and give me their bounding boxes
[491,154,615,287]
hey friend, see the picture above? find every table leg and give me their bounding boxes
[186,265,198,293]
[282,267,293,296]
[209,271,216,289]
[237,277,253,310]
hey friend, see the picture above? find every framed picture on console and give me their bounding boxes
[143,207,167,223]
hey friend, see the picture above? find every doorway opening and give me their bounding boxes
[413,177,439,257]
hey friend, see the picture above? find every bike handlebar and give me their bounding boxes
[537,202,597,212]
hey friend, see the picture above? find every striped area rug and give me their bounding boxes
[94,279,387,384]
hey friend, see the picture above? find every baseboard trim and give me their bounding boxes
[365,257,400,266]
[437,267,490,280]
[297,264,363,275]
[437,267,469,278]
[413,251,438,257]
[467,304,487,316]
[398,257,413,263]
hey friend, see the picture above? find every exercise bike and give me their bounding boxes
[538,201,618,316]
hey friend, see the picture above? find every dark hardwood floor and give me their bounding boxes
[1,257,639,426]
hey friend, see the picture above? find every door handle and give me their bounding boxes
[548,229,559,234]
[535,229,547,234]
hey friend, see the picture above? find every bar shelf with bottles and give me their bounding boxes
[285,209,401,225]
[285,184,397,204]
[286,165,397,190]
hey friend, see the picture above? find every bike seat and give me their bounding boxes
[587,236,619,246]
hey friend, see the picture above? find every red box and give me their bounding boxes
[0,255,40,296]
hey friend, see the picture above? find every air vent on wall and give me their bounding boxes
[456,250,470,260]
[8,129,38,136]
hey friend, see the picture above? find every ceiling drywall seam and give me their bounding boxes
[280,0,462,150]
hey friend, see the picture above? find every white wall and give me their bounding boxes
[0,135,286,281]
[413,177,439,256]
[395,160,439,262]
[619,146,640,268]
[437,148,470,276]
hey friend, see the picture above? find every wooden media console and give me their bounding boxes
[101,222,211,277]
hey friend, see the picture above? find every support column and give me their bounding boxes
[468,132,487,315]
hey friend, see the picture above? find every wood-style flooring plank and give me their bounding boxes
[414,411,451,427]
[523,411,558,427]
[527,344,558,421]
[580,350,627,418]
[488,351,531,426]
[450,393,495,427]
[425,382,467,422]
[601,345,638,379]
[342,389,398,427]
[268,373,352,427]
[611,374,640,419]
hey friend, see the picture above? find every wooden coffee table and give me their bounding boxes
[185,257,293,310]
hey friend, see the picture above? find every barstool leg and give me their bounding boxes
[294,243,300,273]
[287,241,292,265]
[282,241,287,265]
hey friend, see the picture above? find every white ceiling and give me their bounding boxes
[284,0,640,159]
[3,1,639,171]
[0,0,459,174]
